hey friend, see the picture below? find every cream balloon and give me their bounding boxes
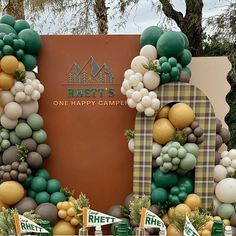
[214,165,227,182]
[0,91,14,106]
[143,71,160,90]
[130,56,148,74]
[140,45,157,60]
[20,101,39,119]
[215,178,236,203]
[0,114,18,129]
[4,102,22,120]
[213,196,222,215]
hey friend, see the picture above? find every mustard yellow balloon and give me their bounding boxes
[156,105,170,119]
[168,103,195,129]
[53,220,76,235]
[0,55,18,74]
[167,224,181,236]
[0,72,14,90]
[153,118,175,144]
[0,181,24,205]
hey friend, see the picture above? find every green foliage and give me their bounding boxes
[16,144,28,162]
[124,129,135,140]
[129,195,150,225]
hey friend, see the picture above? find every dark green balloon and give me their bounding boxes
[0,23,16,34]
[0,51,3,59]
[35,169,50,180]
[16,49,24,59]
[140,26,164,47]
[3,34,13,45]
[177,63,182,71]
[22,54,37,71]
[3,45,14,55]
[151,188,168,204]
[0,40,4,49]
[153,168,178,188]
[18,29,42,54]
[30,176,47,192]
[178,192,187,201]
[0,33,5,39]
[50,192,66,205]
[170,195,180,205]
[180,32,189,48]
[161,62,171,73]
[35,192,50,204]
[159,56,168,65]
[178,49,192,66]
[170,186,180,195]
[23,175,33,189]
[178,176,194,194]
[168,57,177,67]
[28,189,36,198]
[14,19,30,33]
[18,39,25,49]
[47,179,61,194]
[161,72,171,84]
[182,66,192,76]
[0,15,15,27]
[157,31,185,58]
[170,67,179,77]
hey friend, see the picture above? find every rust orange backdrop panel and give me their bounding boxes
[38,35,139,211]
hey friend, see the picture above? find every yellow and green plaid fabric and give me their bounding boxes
[133,82,216,209]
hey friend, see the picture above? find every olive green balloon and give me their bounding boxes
[140,26,164,47]
[18,29,42,54]
[32,129,47,144]
[22,54,37,71]
[178,49,192,66]
[156,31,185,58]
[27,113,44,131]
[14,19,30,33]
[15,123,32,139]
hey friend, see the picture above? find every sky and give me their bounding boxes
[31,0,230,35]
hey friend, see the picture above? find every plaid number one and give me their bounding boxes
[133,82,216,209]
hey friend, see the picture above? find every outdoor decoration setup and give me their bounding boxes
[0,14,233,236]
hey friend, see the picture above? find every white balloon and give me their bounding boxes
[231,159,236,169]
[126,89,135,98]
[128,139,134,153]
[0,114,18,129]
[14,81,25,92]
[135,73,143,82]
[141,96,152,107]
[24,95,31,102]
[124,69,135,79]
[227,166,235,174]
[38,84,45,93]
[0,91,14,106]
[214,165,227,182]
[15,92,26,103]
[140,88,149,96]
[133,82,144,91]
[221,150,229,158]
[151,98,160,110]
[24,85,34,96]
[152,142,162,158]
[140,45,157,60]
[143,71,160,90]
[120,86,126,95]
[122,80,131,90]
[4,102,22,120]
[132,91,142,103]
[31,81,39,90]
[127,98,136,108]
[228,149,236,160]
[220,157,231,167]
[129,75,139,87]
[31,90,41,101]
[25,71,36,80]
[130,56,148,74]
[149,91,157,99]
[215,178,236,203]
[10,86,16,95]
[144,107,155,116]
[136,103,145,112]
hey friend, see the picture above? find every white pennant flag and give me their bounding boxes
[140,208,166,235]
[183,216,200,236]
[14,214,49,235]
[83,208,122,227]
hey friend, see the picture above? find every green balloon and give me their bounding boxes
[140,26,164,47]
[178,176,194,194]
[184,143,199,157]
[30,176,47,192]
[0,39,4,49]
[3,45,14,55]
[35,191,50,204]
[14,19,30,33]
[179,153,196,171]
[178,192,187,201]
[3,34,13,45]
[170,186,180,195]
[170,195,180,205]
[159,56,168,65]
[18,29,42,54]
[32,129,47,144]
[1,139,10,149]
[151,182,157,190]
[178,49,192,66]
[157,31,185,58]
[161,62,171,73]
[15,49,24,60]
[27,113,44,131]
[28,189,36,198]
[153,168,178,188]
[151,188,168,204]
[176,168,188,175]
[0,15,15,27]
[22,54,37,71]
[168,57,177,67]
[35,169,50,180]
[180,32,189,48]
[177,63,182,71]
[23,175,33,189]
[0,23,16,34]
[47,179,61,194]
[182,67,192,76]
[15,123,32,139]
[217,203,235,219]
[161,72,171,84]
[18,39,25,49]
[50,192,66,205]
[170,67,180,77]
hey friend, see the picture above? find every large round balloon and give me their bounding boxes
[151,187,168,203]
[153,168,178,188]
[140,26,164,47]
[178,49,192,66]
[157,31,185,58]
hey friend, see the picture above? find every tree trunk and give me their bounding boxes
[93,0,108,34]
[5,0,25,19]
[160,0,203,56]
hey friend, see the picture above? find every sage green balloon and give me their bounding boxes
[15,123,32,139]
[179,153,196,171]
[9,131,21,144]
[140,26,164,47]
[184,143,199,157]
[32,129,47,144]
[156,31,185,58]
[27,113,44,131]
[217,203,235,219]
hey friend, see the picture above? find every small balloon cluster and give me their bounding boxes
[121,26,192,116]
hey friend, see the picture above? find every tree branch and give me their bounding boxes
[159,0,184,26]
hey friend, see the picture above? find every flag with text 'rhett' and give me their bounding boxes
[83,208,122,227]
[184,216,200,236]
[139,208,166,234]
[14,214,48,235]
